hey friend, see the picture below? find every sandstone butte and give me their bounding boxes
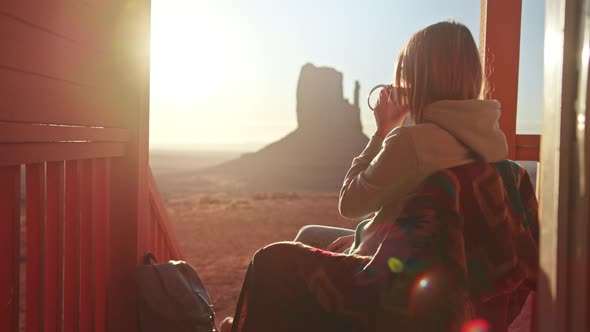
[204,63,370,192]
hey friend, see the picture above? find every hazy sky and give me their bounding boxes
[149,0,544,150]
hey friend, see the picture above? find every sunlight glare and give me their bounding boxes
[151,1,238,102]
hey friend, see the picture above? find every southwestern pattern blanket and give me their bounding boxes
[229,161,539,332]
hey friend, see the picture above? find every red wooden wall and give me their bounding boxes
[0,1,181,332]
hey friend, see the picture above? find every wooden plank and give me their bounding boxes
[0,122,129,143]
[0,166,21,332]
[0,68,126,127]
[516,134,541,161]
[480,0,522,160]
[516,134,541,147]
[107,2,151,330]
[26,163,45,332]
[63,160,79,332]
[92,158,108,332]
[109,155,145,332]
[0,12,114,87]
[0,1,110,49]
[148,169,183,260]
[44,162,64,332]
[0,142,125,165]
[104,159,112,290]
[78,160,93,332]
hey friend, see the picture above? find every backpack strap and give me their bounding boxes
[143,253,158,265]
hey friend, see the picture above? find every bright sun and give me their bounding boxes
[150,1,236,103]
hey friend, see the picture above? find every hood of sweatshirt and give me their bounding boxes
[421,99,508,162]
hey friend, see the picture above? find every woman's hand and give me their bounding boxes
[373,87,410,139]
[325,235,355,253]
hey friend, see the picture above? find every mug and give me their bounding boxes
[367,84,408,111]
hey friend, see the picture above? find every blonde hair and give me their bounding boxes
[391,21,484,123]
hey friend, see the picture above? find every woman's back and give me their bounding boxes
[341,99,509,256]
[366,160,539,331]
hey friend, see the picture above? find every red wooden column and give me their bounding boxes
[480,0,523,160]
[0,166,21,332]
[106,2,151,331]
[63,160,80,332]
[44,161,65,332]
[78,160,93,332]
[26,163,45,332]
[93,158,110,332]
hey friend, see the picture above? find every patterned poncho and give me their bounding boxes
[230,161,539,332]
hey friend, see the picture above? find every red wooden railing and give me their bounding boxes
[148,169,184,261]
[481,0,541,163]
[0,123,182,332]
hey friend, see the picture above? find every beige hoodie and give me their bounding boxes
[339,99,508,255]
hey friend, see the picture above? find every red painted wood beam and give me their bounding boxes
[0,1,112,48]
[0,67,126,127]
[0,142,125,165]
[0,122,129,143]
[0,13,112,87]
[516,134,541,161]
[480,0,523,160]
[107,2,152,330]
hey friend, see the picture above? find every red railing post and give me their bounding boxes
[63,160,80,332]
[0,166,21,332]
[79,160,93,332]
[44,161,65,332]
[480,0,523,160]
[26,163,45,332]
[106,3,152,331]
[93,158,110,332]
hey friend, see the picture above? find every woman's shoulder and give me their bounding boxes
[383,123,474,172]
[383,123,456,146]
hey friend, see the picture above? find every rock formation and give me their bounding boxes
[203,63,369,191]
[296,63,362,134]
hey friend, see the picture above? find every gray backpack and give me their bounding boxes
[135,253,217,332]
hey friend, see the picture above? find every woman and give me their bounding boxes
[220,20,538,332]
[296,20,507,257]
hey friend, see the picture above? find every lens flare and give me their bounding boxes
[461,319,490,332]
[419,278,429,288]
[387,257,404,273]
